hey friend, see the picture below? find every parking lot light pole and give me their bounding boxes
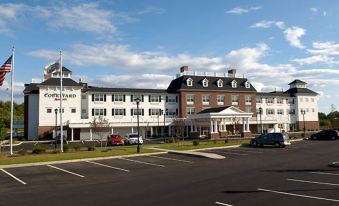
[259,107,263,134]
[301,109,306,137]
[54,108,58,150]
[135,97,141,153]
[163,109,166,142]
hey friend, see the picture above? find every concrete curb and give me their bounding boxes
[147,147,225,159]
[328,162,339,168]
[0,151,167,169]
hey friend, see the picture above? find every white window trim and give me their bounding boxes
[187,78,193,87]
[231,80,237,88]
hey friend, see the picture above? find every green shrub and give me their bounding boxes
[63,144,70,152]
[52,149,61,154]
[32,145,46,154]
[87,146,95,151]
[73,144,82,151]
[213,139,217,144]
[17,149,27,156]
[193,140,199,146]
[224,139,229,143]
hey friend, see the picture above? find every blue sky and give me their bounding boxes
[1,0,339,113]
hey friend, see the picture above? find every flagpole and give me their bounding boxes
[9,47,14,155]
[60,51,64,152]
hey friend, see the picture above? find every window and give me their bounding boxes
[245,107,252,113]
[231,95,239,105]
[312,108,315,112]
[266,98,274,104]
[217,79,223,87]
[71,108,76,113]
[245,96,252,105]
[166,96,177,103]
[245,81,250,88]
[187,78,193,86]
[112,108,125,116]
[277,109,284,115]
[149,95,161,102]
[217,95,224,105]
[186,107,195,115]
[166,108,178,116]
[202,78,208,87]
[186,95,194,104]
[231,80,237,88]
[266,108,275,115]
[306,108,309,112]
[305,98,309,102]
[112,94,125,102]
[47,108,52,113]
[131,108,144,116]
[202,95,210,105]
[93,94,105,102]
[277,98,283,104]
[149,108,161,116]
[256,98,262,103]
[311,98,314,102]
[278,124,284,129]
[131,94,144,102]
[93,108,106,116]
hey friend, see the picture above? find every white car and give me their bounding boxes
[126,134,143,145]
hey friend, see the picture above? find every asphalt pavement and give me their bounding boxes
[0,139,338,206]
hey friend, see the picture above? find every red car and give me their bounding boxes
[107,134,126,146]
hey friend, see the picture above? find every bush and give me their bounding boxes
[17,149,27,156]
[87,146,95,151]
[193,140,199,146]
[63,144,70,152]
[52,149,61,154]
[32,145,46,154]
[213,140,218,144]
[73,144,82,151]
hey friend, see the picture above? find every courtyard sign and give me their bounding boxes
[44,93,77,100]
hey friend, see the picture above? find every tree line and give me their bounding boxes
[0,100,24,129]
[318,111,339,128]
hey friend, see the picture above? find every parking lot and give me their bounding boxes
[0,140,338,206]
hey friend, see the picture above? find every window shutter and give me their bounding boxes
[104,109,107,116]
[159,95,162,102]
[123,109,126,116]
[112,109,114,116]
[176,109,178,115]
[92,94,94,101]
[149,95,151,102]
[176,96,178,102]
[131,95,134,102]
[149,109,151,116]
[112,94,114,102]
[131,109,133,116]
[142,109,144,116]
[166,96,168,102]
[141,95,144,102]
[92,109,94,116]
[104,94,106,102]
[123,95,126,102]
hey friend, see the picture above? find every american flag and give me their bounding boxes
[0,55,12,86]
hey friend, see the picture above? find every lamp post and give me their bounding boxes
[158,109,161,137]
[135,97,141,153]
[259,107,263,134]
[54,108,58,150]
[301,109,306,137]
[163,109,166,142]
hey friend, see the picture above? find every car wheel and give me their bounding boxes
[252,141,258,147]
[312,135,317,140]
[274,142,281,148]
[331,136,335,140]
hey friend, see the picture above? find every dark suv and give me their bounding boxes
[250,133,291,147]
[310,129,339,140]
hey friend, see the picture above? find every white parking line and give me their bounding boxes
[216,151,248,156]
[230,148,263,153]
[215,201,233,206]
[148,155,193,163]
[258,188,339,203]
[287,178,339,186]
[0,168,27,185]
[310,172,339,176]
[119,157,165,167]
[47,165,85,178]
[85,161,130,172]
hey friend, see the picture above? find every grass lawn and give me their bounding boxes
[0,146,157,165]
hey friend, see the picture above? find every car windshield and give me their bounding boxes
[129,134,139,138]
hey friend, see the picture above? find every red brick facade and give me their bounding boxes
[296,121,319,131]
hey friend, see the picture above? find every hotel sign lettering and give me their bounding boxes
[44,93,76,101]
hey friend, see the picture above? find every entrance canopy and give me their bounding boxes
[191,106,253,119]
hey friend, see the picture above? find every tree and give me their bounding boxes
[173,118,186,140]
[89,116,110,148]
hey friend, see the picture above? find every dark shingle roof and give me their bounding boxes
[284,88,318,95]
[288,79,307,85]
[257,91,292,97]
[167,75,256,93]
[85,86,167,94]
[40,78,81,87]
[23,83,39,94]
[197,106,231,114]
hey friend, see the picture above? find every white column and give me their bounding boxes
[210,120,214,133]
[150,127,153,136]
[242,118,246,132]
[214,119,218,133]
[111,128,114,134]
[90,128,93,141]
[132,127,134,133]
[246,117,250,132]
[224,119,227,132]
[71,128,74,141]
[190,121,193,132]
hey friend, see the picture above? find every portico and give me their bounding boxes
[189,106,253,139]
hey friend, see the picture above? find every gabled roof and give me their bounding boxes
[284,88,318,96]
[23,83,39,94]
[39,78,82,87]
[193,106,252,118]
[167,75,256,93]
[288,79,307,85]
[198,106,231,114]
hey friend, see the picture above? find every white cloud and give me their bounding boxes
[307,41,339,56]
[226,6,261,15]
[284,27,306,49]
[292,55,336,65]
[251,20,285,29]
[0,80,25,103]
[137,6,166,15]
[310,7,318,13]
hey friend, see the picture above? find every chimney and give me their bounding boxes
[228,69,236,77]
[180,66,189,75]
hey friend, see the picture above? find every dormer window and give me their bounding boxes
[231,80,237,88]
[202,78,209,87]
[245,81,250,88]
[187,78,193,87]
[217,79,223,87]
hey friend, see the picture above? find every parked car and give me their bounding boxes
[107,134,126,146]
[250,133,291,147]
[309,129,339,140]
[125,133,143,145]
